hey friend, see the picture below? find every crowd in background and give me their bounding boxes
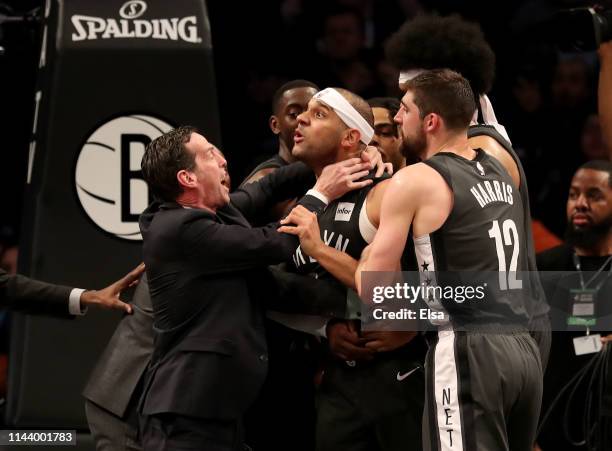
[0,0,606,252]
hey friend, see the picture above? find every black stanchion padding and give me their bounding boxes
[9,0,220,428]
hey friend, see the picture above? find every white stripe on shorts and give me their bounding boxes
[434,328,464,450]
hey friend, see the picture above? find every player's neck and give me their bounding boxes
[574,235,612,257]
[425,132,473,161]
[278,142,296,164]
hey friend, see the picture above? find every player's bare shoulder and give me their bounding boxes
[391,162,453,236]
[391,162,451,200]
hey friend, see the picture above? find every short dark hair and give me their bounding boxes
[404,69,475,131]
[271,79,319,114]
[141,126,197,201]
[385,14,495,95]
[368,97,401,121]
[579,160,612,187]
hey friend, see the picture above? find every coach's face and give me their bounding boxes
[183,133,230,209]
[293,98,345,171]
[395,90,427,159]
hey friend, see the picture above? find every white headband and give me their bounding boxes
[471,94,512,145]
[312,88,374,144]
[398,69,425,84]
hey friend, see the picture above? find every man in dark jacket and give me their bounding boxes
[0,265,142,316]
[137,126,371,451]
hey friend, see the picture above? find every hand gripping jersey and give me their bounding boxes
[291,172,391,278]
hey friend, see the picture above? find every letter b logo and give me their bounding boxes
[75,114,173,240]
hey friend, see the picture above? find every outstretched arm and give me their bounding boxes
[355,166,426,295]
[356,170,416,296]
[599,42,612,156]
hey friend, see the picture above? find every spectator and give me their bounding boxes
[533,55,597,235]
[581,114,610,161]
[311,6,382,98]
[537,160,612,450]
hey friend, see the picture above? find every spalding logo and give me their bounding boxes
[119,1,147,19]
[71,0,202,43]
[74,114,173,240]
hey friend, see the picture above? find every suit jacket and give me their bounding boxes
[82,274,153,417]
[138,173,331,419]
[83,162,347,419]
[0,268,72,316]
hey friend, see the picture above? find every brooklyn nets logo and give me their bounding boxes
[74,114,173,240]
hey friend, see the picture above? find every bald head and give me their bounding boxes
[293,87,373,173]
[333,87,375,131]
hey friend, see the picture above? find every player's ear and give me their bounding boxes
[424,113,439,132]
[343,128,361,148]
[269,115,280,135]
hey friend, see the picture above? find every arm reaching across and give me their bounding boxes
[356,164,451,297]
[278,205,359,289]
[79,263,145,314]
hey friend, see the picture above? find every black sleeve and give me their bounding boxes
[230,162,315,220]
[264,266,347,317]
[181,191,325,275]
[0,269,72,316]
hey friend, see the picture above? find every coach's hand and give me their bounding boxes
[327,320,375,361]
[313,158,372,201]
[278,206,323,256]
[80,262,145,314]
[362,145,393,177]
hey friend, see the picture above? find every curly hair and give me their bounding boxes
[385,14,495,95]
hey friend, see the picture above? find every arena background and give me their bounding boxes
[0,0,606,449]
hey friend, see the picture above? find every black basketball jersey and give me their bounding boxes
[291,172,389,279]
[240,154,288,188]
[468,125,549,319]
[417,149,533,326]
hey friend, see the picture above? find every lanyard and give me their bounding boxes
[572,253,612,290]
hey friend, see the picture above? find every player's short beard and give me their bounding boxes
[401,126,427,160]
[565,216,612,250]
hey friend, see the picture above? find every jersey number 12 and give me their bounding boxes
[488,219,522,290]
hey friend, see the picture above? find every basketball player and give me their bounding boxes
[278,87,425,451]
[385,14,551,368]
[368,97,407,171]
[241,80,319,225]
[356,69,542,451]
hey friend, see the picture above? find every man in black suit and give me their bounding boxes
[0,264,143,316]
[137,126,372,451]
[84,147,362,451]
